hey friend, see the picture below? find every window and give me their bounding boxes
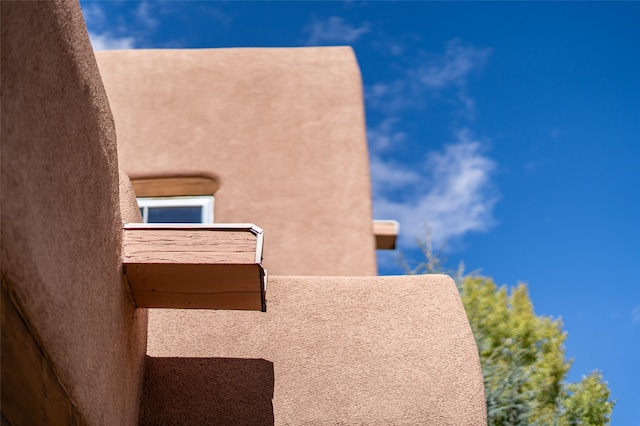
[137,196,214,224]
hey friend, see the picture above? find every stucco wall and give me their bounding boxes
[1,1,146,424]
[143,275,487,425]
[95,47,377,276]
[119,170,145,224]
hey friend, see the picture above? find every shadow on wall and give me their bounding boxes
[139,357,275,426]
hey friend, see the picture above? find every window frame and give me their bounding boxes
[137,195,214,224]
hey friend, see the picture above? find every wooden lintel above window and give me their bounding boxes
[373,220,399,250]
[131,176,219,197]
[122,224,266,311]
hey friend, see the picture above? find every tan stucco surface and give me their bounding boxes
[143,275,486,425]
[119,170,144,224]
[1,2,146,424]
[1,285,85,424]
[96,47,377,276]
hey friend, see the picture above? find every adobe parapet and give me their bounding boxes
[143,274,486,424]
[1,2,146,424]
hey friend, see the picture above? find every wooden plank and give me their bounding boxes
[123,230,256,264]
[131,176,219,197]
[124,264,263,293]
[373,220,399,250]
[122,225,266,311]
[133,290,263,311]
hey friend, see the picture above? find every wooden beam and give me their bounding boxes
[122,224,266,311]
[131,176,219,197]
[373,220,399,250]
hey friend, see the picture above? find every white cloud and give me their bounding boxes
[368,118,420,191]
[135,2,159,30]
[373,40,406,57]
[81,2,168,51]
[370,157,421,190]
[632,305,640,323]
[367,117,407,152]
[411,39,492,89]
[304,16,370,45]
[372,129,498,247]
[88,32,136,51]
[365,80,414,116]
[365,40,497,249]
[81,3,106,28]
[81,2,138,50]
[366,39,492,115]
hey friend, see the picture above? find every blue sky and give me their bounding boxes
[81,1,639,423]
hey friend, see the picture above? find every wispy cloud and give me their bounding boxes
[367,118,420,191]
[135,2,159,31]
[304,16,370,45]
[411,39,491,89]
[370,157,421,190]
[81,2,105,28]
[373,40,406,57]
[632,305,640,323]
[366,80,415,116]
[80,1,170,50]
[365,38,497,249]
[372,129,498,247]
[367,118,407,153]
[88,32,136,50]
[82,2,141,50]
[366,39,492,116]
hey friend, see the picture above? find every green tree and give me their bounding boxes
[562,371,615,426]
[403,238,615,425]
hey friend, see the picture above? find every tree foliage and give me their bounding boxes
[563,371,615,426]
[404,236,615,425]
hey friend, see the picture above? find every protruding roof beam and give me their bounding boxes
[373,220,399,250]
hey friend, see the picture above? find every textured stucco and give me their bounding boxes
[96,47,377,276]
[144,275,487,425]
[119,170,144,224]
[1,1,146,424]
[1,285,84,424]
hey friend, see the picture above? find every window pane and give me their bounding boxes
[147,206,203,223]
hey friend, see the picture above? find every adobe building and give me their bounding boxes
[1,1,486,425]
